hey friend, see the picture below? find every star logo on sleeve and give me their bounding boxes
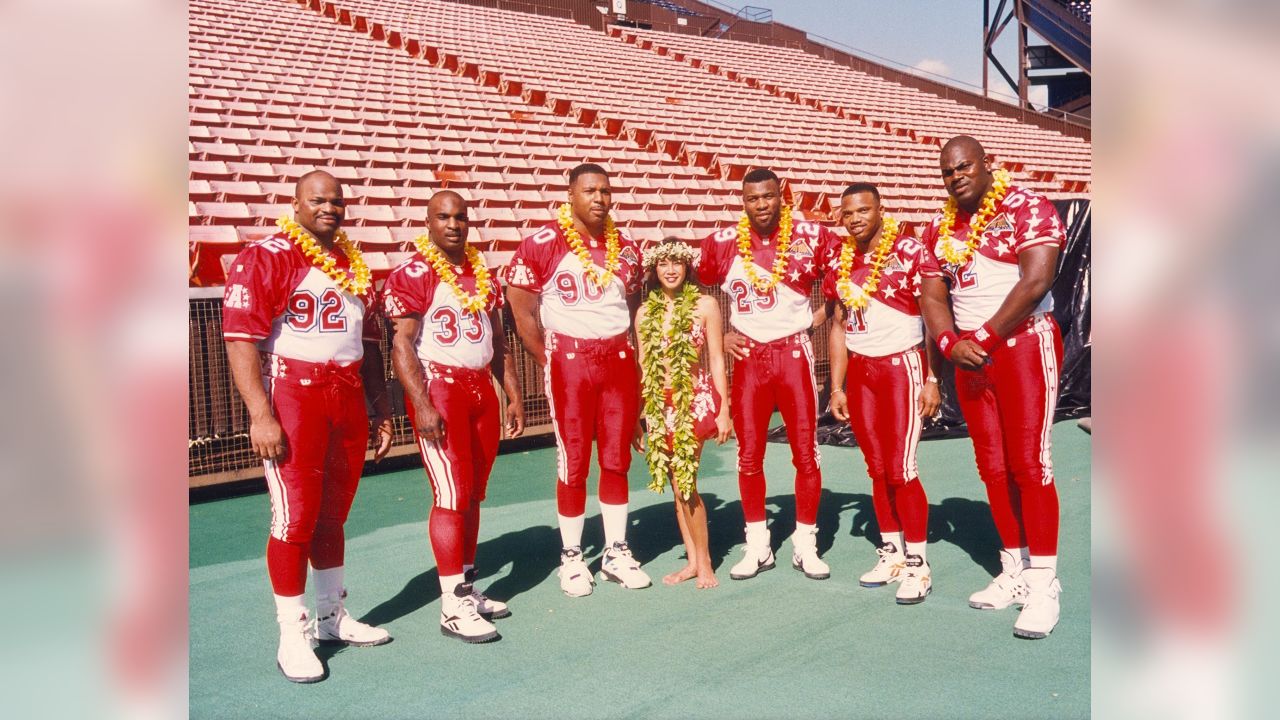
[224,284,251,309]
[788,269,801,282]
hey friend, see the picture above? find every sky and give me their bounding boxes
[752,0,1052,108]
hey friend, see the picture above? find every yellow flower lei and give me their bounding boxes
[936,169,1011,266]
[638,284,702,500]
[836,216,899,311]
[276,216,372,296]
[412,235,493,313]
[557,202,620,290]
[736,206,795,293]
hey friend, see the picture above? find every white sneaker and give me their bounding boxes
[790,526,830,580]
[895,554,932,605]
[440,584,499,644]
[464,568,510,619]
[859,542,907,587]
[969,549,1029,610]
[729,523,775,580]
[277,609,324,683]
[315,590,392,647]
[599,541,652,589]
[558,546,595,597]
[1013,567,1062,639]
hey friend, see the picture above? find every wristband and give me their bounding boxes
[937,330,960,360]
[972,322,1002,353]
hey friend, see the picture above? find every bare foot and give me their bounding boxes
[663,564,698,585]
[695,569,719,589]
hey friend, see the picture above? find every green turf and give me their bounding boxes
[190,421,1090,719]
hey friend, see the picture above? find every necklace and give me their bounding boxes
[276,216,371,296]
[412,235,493,313]
[836,216,899,311]
[936,169,1011,265]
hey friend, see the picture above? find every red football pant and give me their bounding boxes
[731,332,823,525]
[955,313,1063,557]
[405,363,500,578]
[845,346,929,545]
[262,363,368,597]
[544,332,639,518]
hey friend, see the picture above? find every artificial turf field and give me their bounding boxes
[190,420,1090,719]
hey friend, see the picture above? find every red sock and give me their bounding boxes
[267,536,308,596]
[982,473,1028,550]
[738,471,767,523]
[555,478,587,517]
[871,476,901,535]
[1018,480,1060,557]
[308,522,344,570]
[429,506,465,578]
[598,469,629,505]
[895,479,929,545]
[463,501,480,568]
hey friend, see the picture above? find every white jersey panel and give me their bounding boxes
[844,298,924,357]
[260,267,366,364]
[722,256,811,343]
[417,283,495,369]
[538,252,631,339]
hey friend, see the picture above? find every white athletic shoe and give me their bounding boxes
[440,584,499,644]
[969,549,1029,610]
[463,568,510,619]
[276,609,324,683]
[895,554,932,605]
[790,526,830,580]
[558,546,595,597]
[1013,568,1062,639]
[315,590,392,647]
[599,541,652,589]
[859,542,907,587]
[729,524,775,580]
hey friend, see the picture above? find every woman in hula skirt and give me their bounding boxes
[634,238,732,589]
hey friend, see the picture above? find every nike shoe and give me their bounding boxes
[599,541,652,589]
[558,546,595,597]
[790,525,830,580]
[315,589,392,647]
[969,548,1029,610]
[1013,568,1062,639]
[276,608,324,683]
[858,542,907,588]
[730,523,776,580]
[895,554,932,605]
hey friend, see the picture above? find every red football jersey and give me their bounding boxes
[504,220,641,339]
[697,218,838,343]
[920,186,1065,331]
[222,233,378,364]
[821,232,938,357]
[381,248,503,370]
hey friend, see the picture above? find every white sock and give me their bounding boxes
[794,521,816,535]
[600,501,629,546]
[882,531,904,553]
[273,593,308,623]
[439,573,465,595]
[744,520,768,547]
[1028,554,1058,573]
[558,513,585,549]
[312,566,344,606]
[905,540,927,561]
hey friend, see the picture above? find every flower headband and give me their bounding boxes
[642,241,700,269]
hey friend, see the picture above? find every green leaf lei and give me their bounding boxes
[638,283,702,500]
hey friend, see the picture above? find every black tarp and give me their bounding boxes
[776,198,1091,447]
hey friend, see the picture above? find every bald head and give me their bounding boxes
[291,170,344,242]
[939,135,993,211]
[427,190,469,260]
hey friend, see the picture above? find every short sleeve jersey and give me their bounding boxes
[920,186,1065,331]
[503,220,642,339]
[697,219,838,343]
[821,232,939,357]
[222,233,377,364]
[381,248,503,370]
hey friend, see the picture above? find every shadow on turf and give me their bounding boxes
[358,488,1005,626]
